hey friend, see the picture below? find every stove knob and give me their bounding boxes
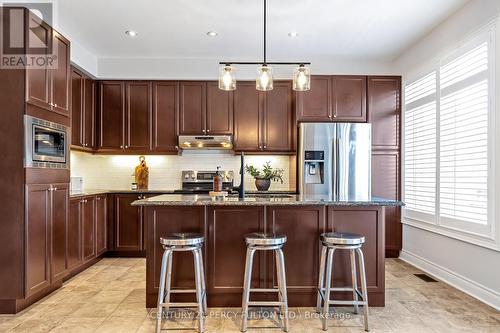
[191,175,196,180]
[184,173,190,179]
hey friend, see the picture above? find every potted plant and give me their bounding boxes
[245,161,284,191]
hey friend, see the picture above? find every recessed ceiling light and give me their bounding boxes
[125,30,138,37]
[288,31,299,38]
[206,31,218,37]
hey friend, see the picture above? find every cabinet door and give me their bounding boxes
[67,198,82,270]
[234,82,263,151]
[332,76,367,121]
[206,82,233,135]
[51,184,68,281]
[115,194,143,251]
[372,151,401,257]
[71,68,84,147]
[328,207,385,306]
[82,196,96,262]
[153,82,178,152]
[83,78,96,149]
[50,30,70,116]
[267,206,325,305]
[368,77,401,149]
[25,14,51,111]
[207,207,265,302]
[126,81,152,151]
[179,82,206,134]
[95,195,107,256]
[25,184,51,297]
[99,81,124,150]
[263,81,293,151]
[296,76,331,121]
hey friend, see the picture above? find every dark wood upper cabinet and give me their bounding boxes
[152,82,179,152]
[50,31,71,116]
[368,76,401,149]
[296,76,331,121]
[179,81,206,135]
[125,82,152,151]
[263,82,293,151]
[82,196,96,262]
[206,82,233,135]
[50,184,68,282]
[95,195,107,256]
[71,67,95,150]
[115,194,143,252]
[98,81,125,150]
[296,75,367,122]
[83,78,96,149]
[67,198,82,270]
[233,82,263,151]
[333,76,366,121]
[25,184,51,298]
[71,69,84,147]
[25,13,52,112]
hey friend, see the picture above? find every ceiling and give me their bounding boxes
[57,0,468,62]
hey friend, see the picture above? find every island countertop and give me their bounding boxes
[132,193,404,207]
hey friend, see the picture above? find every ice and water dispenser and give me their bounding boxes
[303,150,324,184]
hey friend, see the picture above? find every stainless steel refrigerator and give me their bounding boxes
[298,123,371,201]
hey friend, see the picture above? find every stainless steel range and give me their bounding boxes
[177,170,235,193]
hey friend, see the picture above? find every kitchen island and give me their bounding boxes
[133,194,403,308]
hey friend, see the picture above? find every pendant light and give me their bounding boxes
[219,0,311,91]
[219,64,236,91]
[293,64,310,91]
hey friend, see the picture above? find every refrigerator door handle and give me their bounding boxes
[332,136,337,201]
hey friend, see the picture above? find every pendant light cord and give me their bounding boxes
[263,0,267,65]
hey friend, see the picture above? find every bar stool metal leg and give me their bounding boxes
[241,248,256,332]
[322,247,335,331]
[156,248,171,333]
[276,248,289,332]
[194,248,205,333]
[198,249,208,316]
[356,248,369,332]
[316,245,327,313]
[350,249,359,314]
[164,250,173,315]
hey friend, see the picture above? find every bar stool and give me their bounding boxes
[156,233,207,333]
[317,232,369,332]
[241,233,289,332]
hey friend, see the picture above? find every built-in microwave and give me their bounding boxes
[24,115,69,169]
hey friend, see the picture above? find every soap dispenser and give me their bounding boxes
[213,166,223,192]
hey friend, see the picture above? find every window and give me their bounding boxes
[403,28,496,243]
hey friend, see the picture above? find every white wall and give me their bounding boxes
[70,151,296,192]
[97,56,396,80]
[395,0,500,310]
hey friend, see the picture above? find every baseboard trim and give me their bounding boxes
[400,249,500,311]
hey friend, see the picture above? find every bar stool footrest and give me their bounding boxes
[247,301,285,307]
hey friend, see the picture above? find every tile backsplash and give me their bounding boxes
[70,151,296,191]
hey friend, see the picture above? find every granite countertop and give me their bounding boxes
[131,194,404,207]
[69,189,297,198]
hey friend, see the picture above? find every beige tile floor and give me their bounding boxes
[0,258,498,332]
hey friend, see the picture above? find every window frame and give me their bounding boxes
[402,22,499,251]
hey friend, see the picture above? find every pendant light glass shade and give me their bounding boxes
[293,65,310,91]
[218,64,236,91]
[256,65,273,91]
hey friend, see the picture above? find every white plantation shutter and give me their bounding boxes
[404,30,495,239]
[404,72,437,220]
[439,42,489,227]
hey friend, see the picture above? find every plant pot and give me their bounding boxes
[255,178,271,191]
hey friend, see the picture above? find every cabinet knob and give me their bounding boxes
[333,114,337,118]
[120,145,124,149]
[263,145,267,149]
[96,197,101,201]
[206,129,210,133]
[258,145,262,149]
[125,145,129,149]
[54,104,58,108]
[53,187,58,191]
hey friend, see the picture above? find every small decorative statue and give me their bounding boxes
[135,156,149,190]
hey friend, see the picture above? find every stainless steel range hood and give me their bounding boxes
[178,135,233,150]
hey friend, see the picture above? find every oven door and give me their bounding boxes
[25,116,68,168]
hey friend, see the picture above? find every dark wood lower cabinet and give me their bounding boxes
[114,194,144,252]
[95,195,107,255]
[144,205,386,308]
[68,198,83,270]
[82,197,96,262]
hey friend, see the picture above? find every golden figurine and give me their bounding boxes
[135,156,149,190]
